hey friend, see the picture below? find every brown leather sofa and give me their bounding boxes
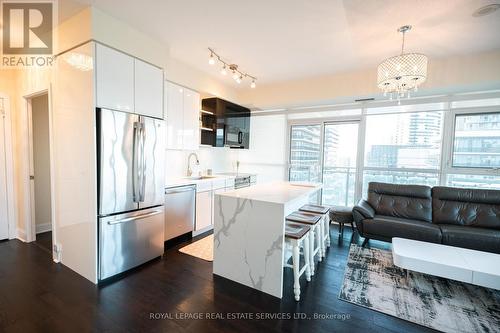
[353,182,500,254]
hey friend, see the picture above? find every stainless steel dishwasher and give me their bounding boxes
[164,184,196,241]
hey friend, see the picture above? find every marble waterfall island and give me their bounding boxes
[213,181,322,298]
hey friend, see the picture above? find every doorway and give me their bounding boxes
[288,121,360,206]
[28,93,53,253]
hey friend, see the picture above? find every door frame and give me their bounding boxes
[0,93,17,240]
[24,89,57,256]
[322,120,362,206]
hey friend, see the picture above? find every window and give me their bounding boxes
[287,91,500,204]
[446,174,500,190]
[452,112,500,168]
[362,170,439,197]
[364,112,443,169]
[362,111,443,192]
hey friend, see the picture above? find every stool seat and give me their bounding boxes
[299,204,330,215]
[329,205,354,223]
[285,222,311,239]
[286,212,321,225]
[329,206,354,238]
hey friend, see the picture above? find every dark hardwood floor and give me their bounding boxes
[0,226,433,333]
[34,231,52,254]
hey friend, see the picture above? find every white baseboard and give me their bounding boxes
[17,228,27,242]
[192,225,213,237]
[36,222,52,234]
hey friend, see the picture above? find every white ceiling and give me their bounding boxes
[69,0,500,85]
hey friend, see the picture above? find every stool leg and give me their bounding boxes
[309,228,315,275]
[292,239,300,301]
[303,235,311,282]
[325,216,331,247]
[316,223,323,261]
[321,218,327,257]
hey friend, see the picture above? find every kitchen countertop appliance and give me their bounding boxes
[97,108,165,281]
[216,173,257,189]
[164,185,195,241]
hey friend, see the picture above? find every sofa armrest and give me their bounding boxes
[353,199,375,220]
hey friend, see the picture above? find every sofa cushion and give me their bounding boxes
[440,224,500,254]
[362,215,442,243]
[367,182,432,222]
[432,186,500,229]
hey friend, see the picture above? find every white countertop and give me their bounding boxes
[165,175,235,188]
[219,181,322,204]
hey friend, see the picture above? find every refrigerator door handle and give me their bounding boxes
[139,119,146,202]
[107,210,163,225]
[132,121,139,202]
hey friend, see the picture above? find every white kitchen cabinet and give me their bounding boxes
[134,59,163,119]
[96,44,134,112]
[165,82,200,150]
[183,88,200,150]
[195,190,212,231]
[166,82,185,149]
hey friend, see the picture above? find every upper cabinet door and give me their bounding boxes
[182,88,200,150]
[134,59,164,119]
[95,44,134,112]
[165,82,184,150]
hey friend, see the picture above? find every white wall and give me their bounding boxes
[52,42,97,282]
[31,94,52,232]
[236,114,288,182]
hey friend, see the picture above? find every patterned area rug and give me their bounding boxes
[339,244,500,333]
[178,235,213,261]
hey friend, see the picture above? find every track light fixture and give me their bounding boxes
[207,48,257,88]
[208,52,215,65]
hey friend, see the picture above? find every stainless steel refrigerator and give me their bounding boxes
[97,108,165,280]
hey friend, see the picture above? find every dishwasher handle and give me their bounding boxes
[165,185,196,195]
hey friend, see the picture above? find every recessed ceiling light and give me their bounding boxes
[472,4,500,17]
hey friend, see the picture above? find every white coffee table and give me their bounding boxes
[392,237,500,290]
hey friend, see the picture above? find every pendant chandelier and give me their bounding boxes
[377,25,427,103]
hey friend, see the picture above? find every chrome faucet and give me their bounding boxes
[187,153,200,176]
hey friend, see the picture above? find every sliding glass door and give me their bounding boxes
[322,122,359,206]
[288,121,360,206]
[289,124,322,182]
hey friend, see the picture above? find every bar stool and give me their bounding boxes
[286,211,322,275]
[284,222,311,301]
[299,204,330,257]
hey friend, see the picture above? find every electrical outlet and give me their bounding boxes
[53,243,62,262]
[53,243,61,253]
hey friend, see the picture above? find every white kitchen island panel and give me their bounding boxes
[213,182,322,298]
